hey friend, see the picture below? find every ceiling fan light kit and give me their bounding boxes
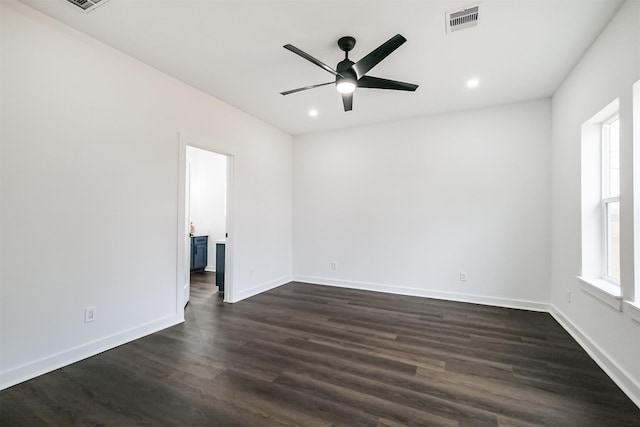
[336,81,356,94]
[281,34,418,112]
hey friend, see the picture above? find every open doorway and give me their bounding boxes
[177,133,234,312]
[184,146,227,305]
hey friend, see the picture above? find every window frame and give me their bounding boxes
[601,114,620,285]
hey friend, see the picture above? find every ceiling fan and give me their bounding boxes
[280,34,419,112]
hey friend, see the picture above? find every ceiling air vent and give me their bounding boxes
[446,3,480,34]
[64,0,111,13]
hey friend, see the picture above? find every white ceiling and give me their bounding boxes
[19,0,623,135]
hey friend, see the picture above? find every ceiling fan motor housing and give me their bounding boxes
[336,59,357,87]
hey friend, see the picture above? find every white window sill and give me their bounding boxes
[577,276,623,311]
[625,301,640,324]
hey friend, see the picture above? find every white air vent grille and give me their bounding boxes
[446,3,480,33]
[65,0,111,13]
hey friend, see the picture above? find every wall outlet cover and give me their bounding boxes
[85,306,96,323]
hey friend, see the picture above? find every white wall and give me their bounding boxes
[0,1,292,389]
[550,0,640,406]
[293,99,551,310]
[187,146,227,270]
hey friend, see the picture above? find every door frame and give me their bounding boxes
[176,132,235,312]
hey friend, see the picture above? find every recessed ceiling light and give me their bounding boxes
[309,109,318,117]
[466,78,480,88]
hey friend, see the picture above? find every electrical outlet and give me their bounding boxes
[331,261,337,271]
[85,306,95,323]
[459,272,467,282]
[567,290,571,304]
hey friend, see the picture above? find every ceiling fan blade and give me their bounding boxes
[357,76,418,91]
[342,92,353,112]
[284,44,343,77]
[280,81,334,96]
[352,34,407,79]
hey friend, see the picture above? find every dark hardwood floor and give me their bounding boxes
[2,275,639,426]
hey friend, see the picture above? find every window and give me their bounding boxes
[579,99,622,308]
[602,115,620,284]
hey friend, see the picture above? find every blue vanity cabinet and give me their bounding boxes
[190,236,208,272]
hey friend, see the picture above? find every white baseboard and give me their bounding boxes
[549,305,640,409]
[230,275,292,303]
[0,313,184,391]
[293,275,549,312]
[204,266,216,272]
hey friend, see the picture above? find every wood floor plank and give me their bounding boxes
[1,276,639,426]
[273,371,461,427]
